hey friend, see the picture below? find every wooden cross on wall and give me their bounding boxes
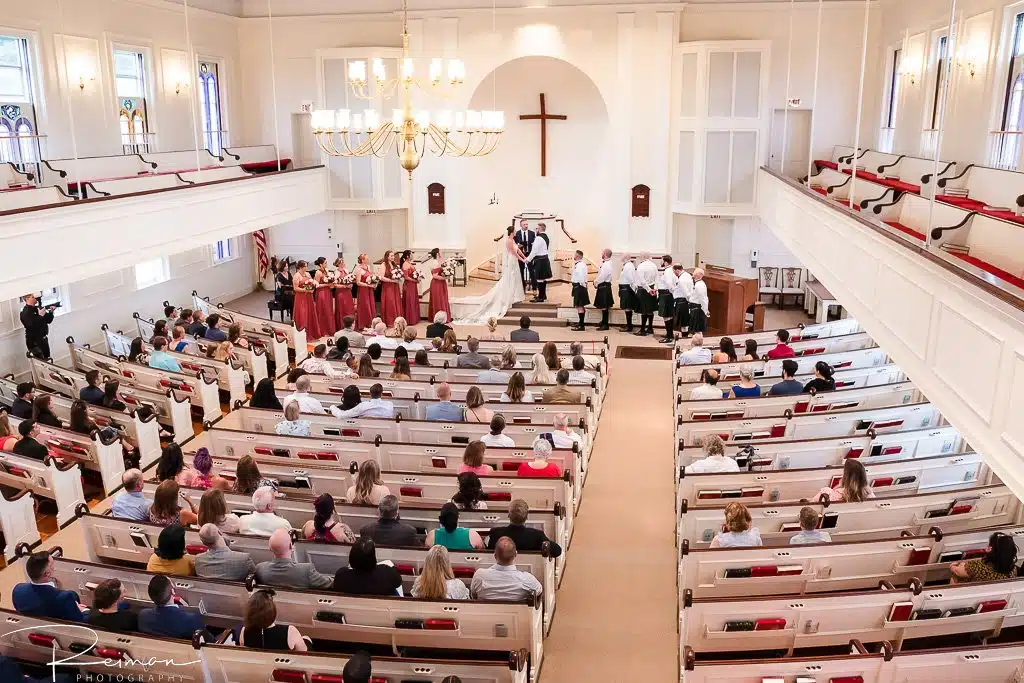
[520,93,567,177]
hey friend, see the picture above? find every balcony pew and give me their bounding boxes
[43,153,157,195]
[139,149,224,173]
[936,164,1024,222]
[680,577,1024,655]
[812,145,860,172]
[84,172,188,197]
[67,340,221,423]
[28,357,193,445]
[178,166,250,183]
[855,154,955,196]
[871,190,970,242]
[193,292,307,361]
[0,488,41,560]
[1,161,34,188]
[676,363,906,400]
[0,185,73,212]
[222,144,292,173]
[674,346,890,384]
[814,169,896,213]
[8,414,125,495]
[934,212,1024,288]
[678,450,985,509]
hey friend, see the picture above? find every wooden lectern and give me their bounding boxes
[702,266,758,336]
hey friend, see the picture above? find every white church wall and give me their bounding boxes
[671,214,796,278]
[266,210,409,267]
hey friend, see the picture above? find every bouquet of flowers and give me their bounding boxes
[439,259,456,278]
[392,269,405,284]
[338,272,356,286]
[366,273,382,286]
[408,268,424,283]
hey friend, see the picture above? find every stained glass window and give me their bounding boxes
[198,61,224,155]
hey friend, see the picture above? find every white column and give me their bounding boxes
[612,13,635,253]
[648,11,676,253]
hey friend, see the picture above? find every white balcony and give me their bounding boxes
[0,166,327,302]
[758,167,1024,502]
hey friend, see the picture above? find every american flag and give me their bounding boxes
[254,229,270,279]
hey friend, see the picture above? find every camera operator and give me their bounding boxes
[20,293,56,360]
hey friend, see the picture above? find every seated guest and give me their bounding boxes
[483,317,503,341]
[32,394,62,428]
[456,337,490,369]
[439,330,460,354]
[550,413,583,451]
[689,369,724,400]
[227,323,249,349]
[730,367,762,398]
[194,524,256,581]
[499,345,520,370]
[147,523,195,576]
[186,311,208,337]
[951,532,1019,583]
[426,383,463,421]
[79,370,105,405]
[300,343,345,377]
[481,414,515,448]
[741,338,759,361]
[529,353,553,385]
[285,367,308,390]
[710,502,762,548]
[128,337,146,363]
[327,336,353,363]
[190,447,218,489]
[363,316,383,335]
[359,495,420,546]
[111,469,151,521]
[487,499,563,557]
[399,327,424,352]
[284,375,326,414]
[459,440,492,476]
[11,382,34,419]
[542,370,582,404]
[86,579,137,633]
[501,372,535,404]
[69,401,108,440]
[817,459,874,502]
[204,313,228,341]
[790,507,832,545]
[566,355,594,385]
[303,493,356,543]
[237,589,308,651]
[477,359,509,385]
[346,460,391,505]
[542,342,560,371]
[767,359,803,396]
[336,315,366,349]
[684,434,738,474]
[333,538,403,596]
[156,443,201,487]
[711,337,737,363]
[276,400,311,436]
[426,502,485,550]
[148,336,182,372]
[13,420,49,461]
[452,472,488,510]
[198,488,240,534]
[517,438,561,478]
[425,311,452,340]
[677,333,713,365]
[366,343,383,361]
[239,486,293,537]
[342,652,373,683]
[803,361,836,394]
[233,455,277,497]
[414,349,431,367]
[560,342,600,371]
[101,380,127,411]
[390,356,412,380]
[356,354,380,378]
[211,340,235,363]
[332,383,394,419]
[12,551,88,621]
[161,304,178,326]
[766,329,796,359]
[174,308,193,331]
[368,322,397,350]
[0,412,15,451]
[509,316,540,342]
[463,386,494,424]
[470,538,542,601]
[388,316,407,340]
[255,529,333,589]
[331,385,363,417]
[171,325,191,353]
[139,574,206,639]
[149,320,169,345]
[411,545,470,599]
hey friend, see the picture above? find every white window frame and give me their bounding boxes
[989,2,1024,169]
[134,257,170,290]
[879,43,902,153]
[211,238,238,265]
[925,31,950,133]
[111,45,153,154]
[0,27,45,172]
[196,54,230,155]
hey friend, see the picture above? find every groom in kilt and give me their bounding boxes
[570,250,590,331]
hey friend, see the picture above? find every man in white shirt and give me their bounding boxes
[283,375,326,414]
[658,255,678,344]
[480,414,516,447]
[689,368,725,400]
[367,322,397,350]
[560,342,599,371]
[550,413,583,451]
[330,383,394,419]
[470,537,543,601]
[688,267,710,334]
[685,434,739,474]
[567,355,595,385]
[670,264,695,339]
[593,249,615,331]
[300,343,345,377]
[634,254,659,337]
[238,487,293,537]
[618,255,638,332]
[678,333,713,365]
[570,250,590,332]
[398,328,424,352]
[526,224,552,303]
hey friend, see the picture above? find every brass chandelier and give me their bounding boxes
[310,0,504,177]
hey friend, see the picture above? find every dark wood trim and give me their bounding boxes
[684,483,1002,513]
[678,423,959,453]
[676,400,931,426]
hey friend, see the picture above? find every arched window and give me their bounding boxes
[15,120,35,164]
[197,61,224,155]
[0,121,15,164]
[132,112,145,149]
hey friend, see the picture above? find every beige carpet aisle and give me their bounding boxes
[538,354,679,683]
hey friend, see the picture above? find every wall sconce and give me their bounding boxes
[898,55,921,86]
[169,69,190,96]
[957,43,984,79]
[70,57,96,91]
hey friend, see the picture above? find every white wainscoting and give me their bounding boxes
[758,169,1024,502]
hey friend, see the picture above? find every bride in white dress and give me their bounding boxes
[451,226,527,324]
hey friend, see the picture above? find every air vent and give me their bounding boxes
[775,551,792,557]
[764,510,779,516]
[927,593,944,599]
[788,603,805,608]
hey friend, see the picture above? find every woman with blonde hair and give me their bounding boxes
[500,345,518,370]
[482,317,503,341]
[212,341,234,363]
[440,329,459,354]
[528,353,553,385]
[501,372,534,404]
[388,316,407,339]
[346,460,391,505]
[710,502,762,548]
[0,412,18,451]
[817,458,874,502]
[411,545,470,599]
[463,386,494,424]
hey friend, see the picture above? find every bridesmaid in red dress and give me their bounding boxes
[354,254,377,331]
[291,260,321,339]
[427,247,452,322]
[312,257,337,338]
[400,250,421,325]
[379,250,402,327]
[333,257,356,329]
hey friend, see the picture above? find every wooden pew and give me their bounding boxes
[0,446,83,529]
[358,355,606,389]
[193,292,307,361]
[677,523,1024,600]
[67,340,221,423]
[677,450,987,509]
[43,153,156,195]
[0,488,40,560]
[676,362,906,398]
[139,148,224,172]
[28,357,193,444]
[674,346,889,384]
[699,317,862,349]
[1,161,34,188]
[178,166,250,183]
[0,185,74,212]
[85,172,186,197]
[8,415,124,495]
[222,144,292,173]
[676,329,874,357]
[812,145,859,172]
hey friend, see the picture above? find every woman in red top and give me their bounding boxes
[516,437,561,478]
[427,247,452,322]
[333,257,356,329]
[291,261,321,340]
[379,250,402,327]
[400,250,421,325]
[312,257,337,338]
[354,254,377,331]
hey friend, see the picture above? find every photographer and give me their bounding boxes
[20,293,56,360]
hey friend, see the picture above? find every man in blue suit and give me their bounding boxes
[137,574,207,640]
[12,551,88,622]
[424,383,464,422]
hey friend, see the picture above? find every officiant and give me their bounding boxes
[515,219,536,291]
[526,223,553,303]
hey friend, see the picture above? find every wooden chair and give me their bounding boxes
[780,266,805,308]
[758,266,781,305]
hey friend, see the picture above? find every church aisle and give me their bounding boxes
[539,353,678,682]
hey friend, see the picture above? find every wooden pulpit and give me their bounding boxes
[702,268,758,336]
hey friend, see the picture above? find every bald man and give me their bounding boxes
[255,528,333,590]
[688,268,709,334]
[470,537,543,601]
[426,382,463,421]
[689,368,723,400]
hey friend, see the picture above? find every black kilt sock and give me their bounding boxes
[578,311,586,328]
[601,309,609,326]
[625,311,633,330]
[538,281,547,300]
[665,320,673,339]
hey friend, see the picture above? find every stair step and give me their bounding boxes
[499,315,566,328]
[469,272,501,282]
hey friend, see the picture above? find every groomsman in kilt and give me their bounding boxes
[526,223,553,303]
[671,263,694,339]
[657,255,678,344]
[688,267,710,334]
[634,254,659,336]
[570,250,591,331]
[618,254,637,332]
[593,249,615,331]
